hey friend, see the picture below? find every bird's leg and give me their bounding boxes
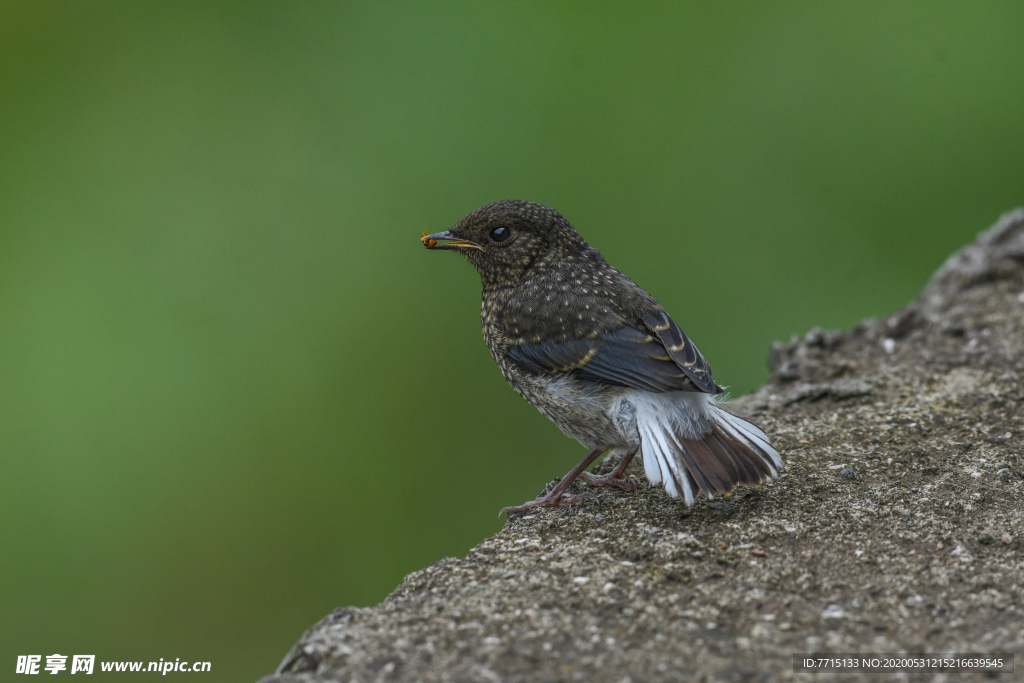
[500,446,607,518]
[578,448,638,491]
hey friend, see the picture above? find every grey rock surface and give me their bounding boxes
[260,211,1024,683]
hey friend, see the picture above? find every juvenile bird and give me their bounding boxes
[423,201,782,517]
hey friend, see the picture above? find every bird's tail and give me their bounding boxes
[632,392,782,505]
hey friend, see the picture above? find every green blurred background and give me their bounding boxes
[1,1,1022,680]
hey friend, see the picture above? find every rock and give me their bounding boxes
[821,604,846,620]
[885,308,923,339]
[625,546,650,562]
[259,210,1024,683]
[734,379,874,414]
[665,567,691,583]
[918,208,1024,314]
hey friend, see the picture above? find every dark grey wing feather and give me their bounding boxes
[641,311,719,394]
[577,326,695,391]
[505,324,701,393]
[504,337,598,375]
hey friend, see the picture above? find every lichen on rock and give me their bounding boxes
[261,210,1024,683]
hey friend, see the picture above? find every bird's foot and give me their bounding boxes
[499,491,594,518]
[578,470,636,491]
[537,477,562,498]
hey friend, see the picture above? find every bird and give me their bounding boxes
[422,200,782,517]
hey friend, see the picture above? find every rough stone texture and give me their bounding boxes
[260,210,1024,683]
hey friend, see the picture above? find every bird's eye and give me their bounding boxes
[489,227,511,243]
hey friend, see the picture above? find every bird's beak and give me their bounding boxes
[421,230,483,252]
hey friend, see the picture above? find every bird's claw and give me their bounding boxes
[500,491,594,519]
[537,477,562,499]
[579,471,636,492]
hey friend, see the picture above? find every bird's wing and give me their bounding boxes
[641,310,718,394]
[506,316,717,394]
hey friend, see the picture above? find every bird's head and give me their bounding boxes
[422,200,585,286]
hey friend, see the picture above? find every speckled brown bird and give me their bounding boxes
[423,200,782,517]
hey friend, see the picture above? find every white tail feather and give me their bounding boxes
[713,409,783,473]
[639,419,677,497]
[661,428,696,504]
[718,410,776,455]
[624,390,783,505]
[714,417,780,478]
[639,422,663,486]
